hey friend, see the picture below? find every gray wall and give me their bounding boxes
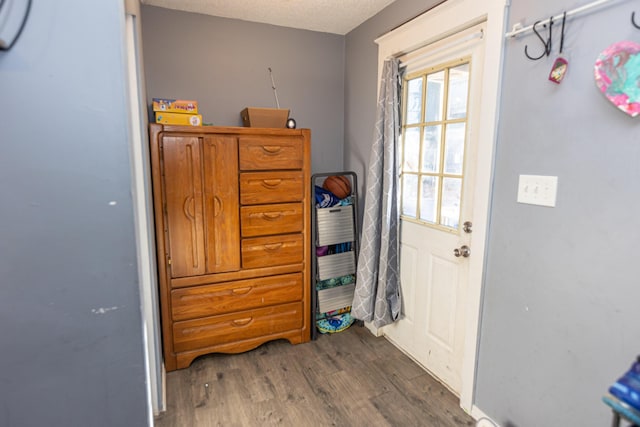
[0,1,149,426]
[140,5,345,174]
[475,1,640,426]
[346,0,640,425]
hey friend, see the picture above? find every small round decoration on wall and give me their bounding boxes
[594,40,640,117]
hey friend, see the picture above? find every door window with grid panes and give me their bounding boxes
[400,59,470,231]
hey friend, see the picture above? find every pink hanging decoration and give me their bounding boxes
[594,41,640,117]
[549,57,569,83]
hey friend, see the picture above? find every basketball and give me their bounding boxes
[322,175,351,199]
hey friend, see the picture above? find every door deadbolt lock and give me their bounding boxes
[463,221,472,233]
[454,245,471,258]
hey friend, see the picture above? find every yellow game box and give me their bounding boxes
[155,112,202,126]
[152,98,199,114]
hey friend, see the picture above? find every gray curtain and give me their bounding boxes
[351,58,402,328]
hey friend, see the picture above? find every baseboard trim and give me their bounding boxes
[471,405,498,426]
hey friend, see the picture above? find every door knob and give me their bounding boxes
[463,221,472,233]
[454,245,471,258]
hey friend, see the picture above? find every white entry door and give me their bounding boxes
[382,24,486,395]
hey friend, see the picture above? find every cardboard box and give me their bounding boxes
[155,112,202,126]
[241,107,289,128]
[152,98,198,114]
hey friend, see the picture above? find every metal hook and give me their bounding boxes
[559,12,566,54]
[524,21,548,60]
[632,11,640,29]
[548,16,553,55]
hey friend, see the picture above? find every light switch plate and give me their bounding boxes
[517,175,558,207]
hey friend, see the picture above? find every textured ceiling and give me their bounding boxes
[142,0,396,35]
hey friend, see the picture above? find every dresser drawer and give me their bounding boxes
[242,233,303,269]
[171,273,303,321]
[239,136,303,170]
[241,202,303,237]
[240,171,303,205]
[172,302,303,352]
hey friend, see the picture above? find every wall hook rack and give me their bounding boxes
[505,0,619,39]
[632,11,640,29]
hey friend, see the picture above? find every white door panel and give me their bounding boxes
[427,254,458,349]
[383,23,484,395]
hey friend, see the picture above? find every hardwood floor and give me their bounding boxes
[155,325,475,427]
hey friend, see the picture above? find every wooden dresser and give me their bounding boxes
[149,124,311,371]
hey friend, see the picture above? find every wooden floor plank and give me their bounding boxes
[323,369,392,427]
[155,325,475,427]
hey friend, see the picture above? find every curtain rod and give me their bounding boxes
[397,29,484,68]
[505,0,622,38]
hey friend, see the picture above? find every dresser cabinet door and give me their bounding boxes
[162,136,207,278]
[202,136,240,273]
[162,135,240,278]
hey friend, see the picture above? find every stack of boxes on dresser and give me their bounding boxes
[153,98,202,126]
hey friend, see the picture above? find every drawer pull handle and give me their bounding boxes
[263,243,283,251]
[262,145,282,154]
[182,196,199,269]
[213,196,222,217]
[183,196,195,220]
[261,179,282,188]
[231,287,252,295]
[261,212,283,220]
[232,317,253,327]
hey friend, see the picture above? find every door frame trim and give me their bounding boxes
[124,3,165,418]
[373,0,508,413]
